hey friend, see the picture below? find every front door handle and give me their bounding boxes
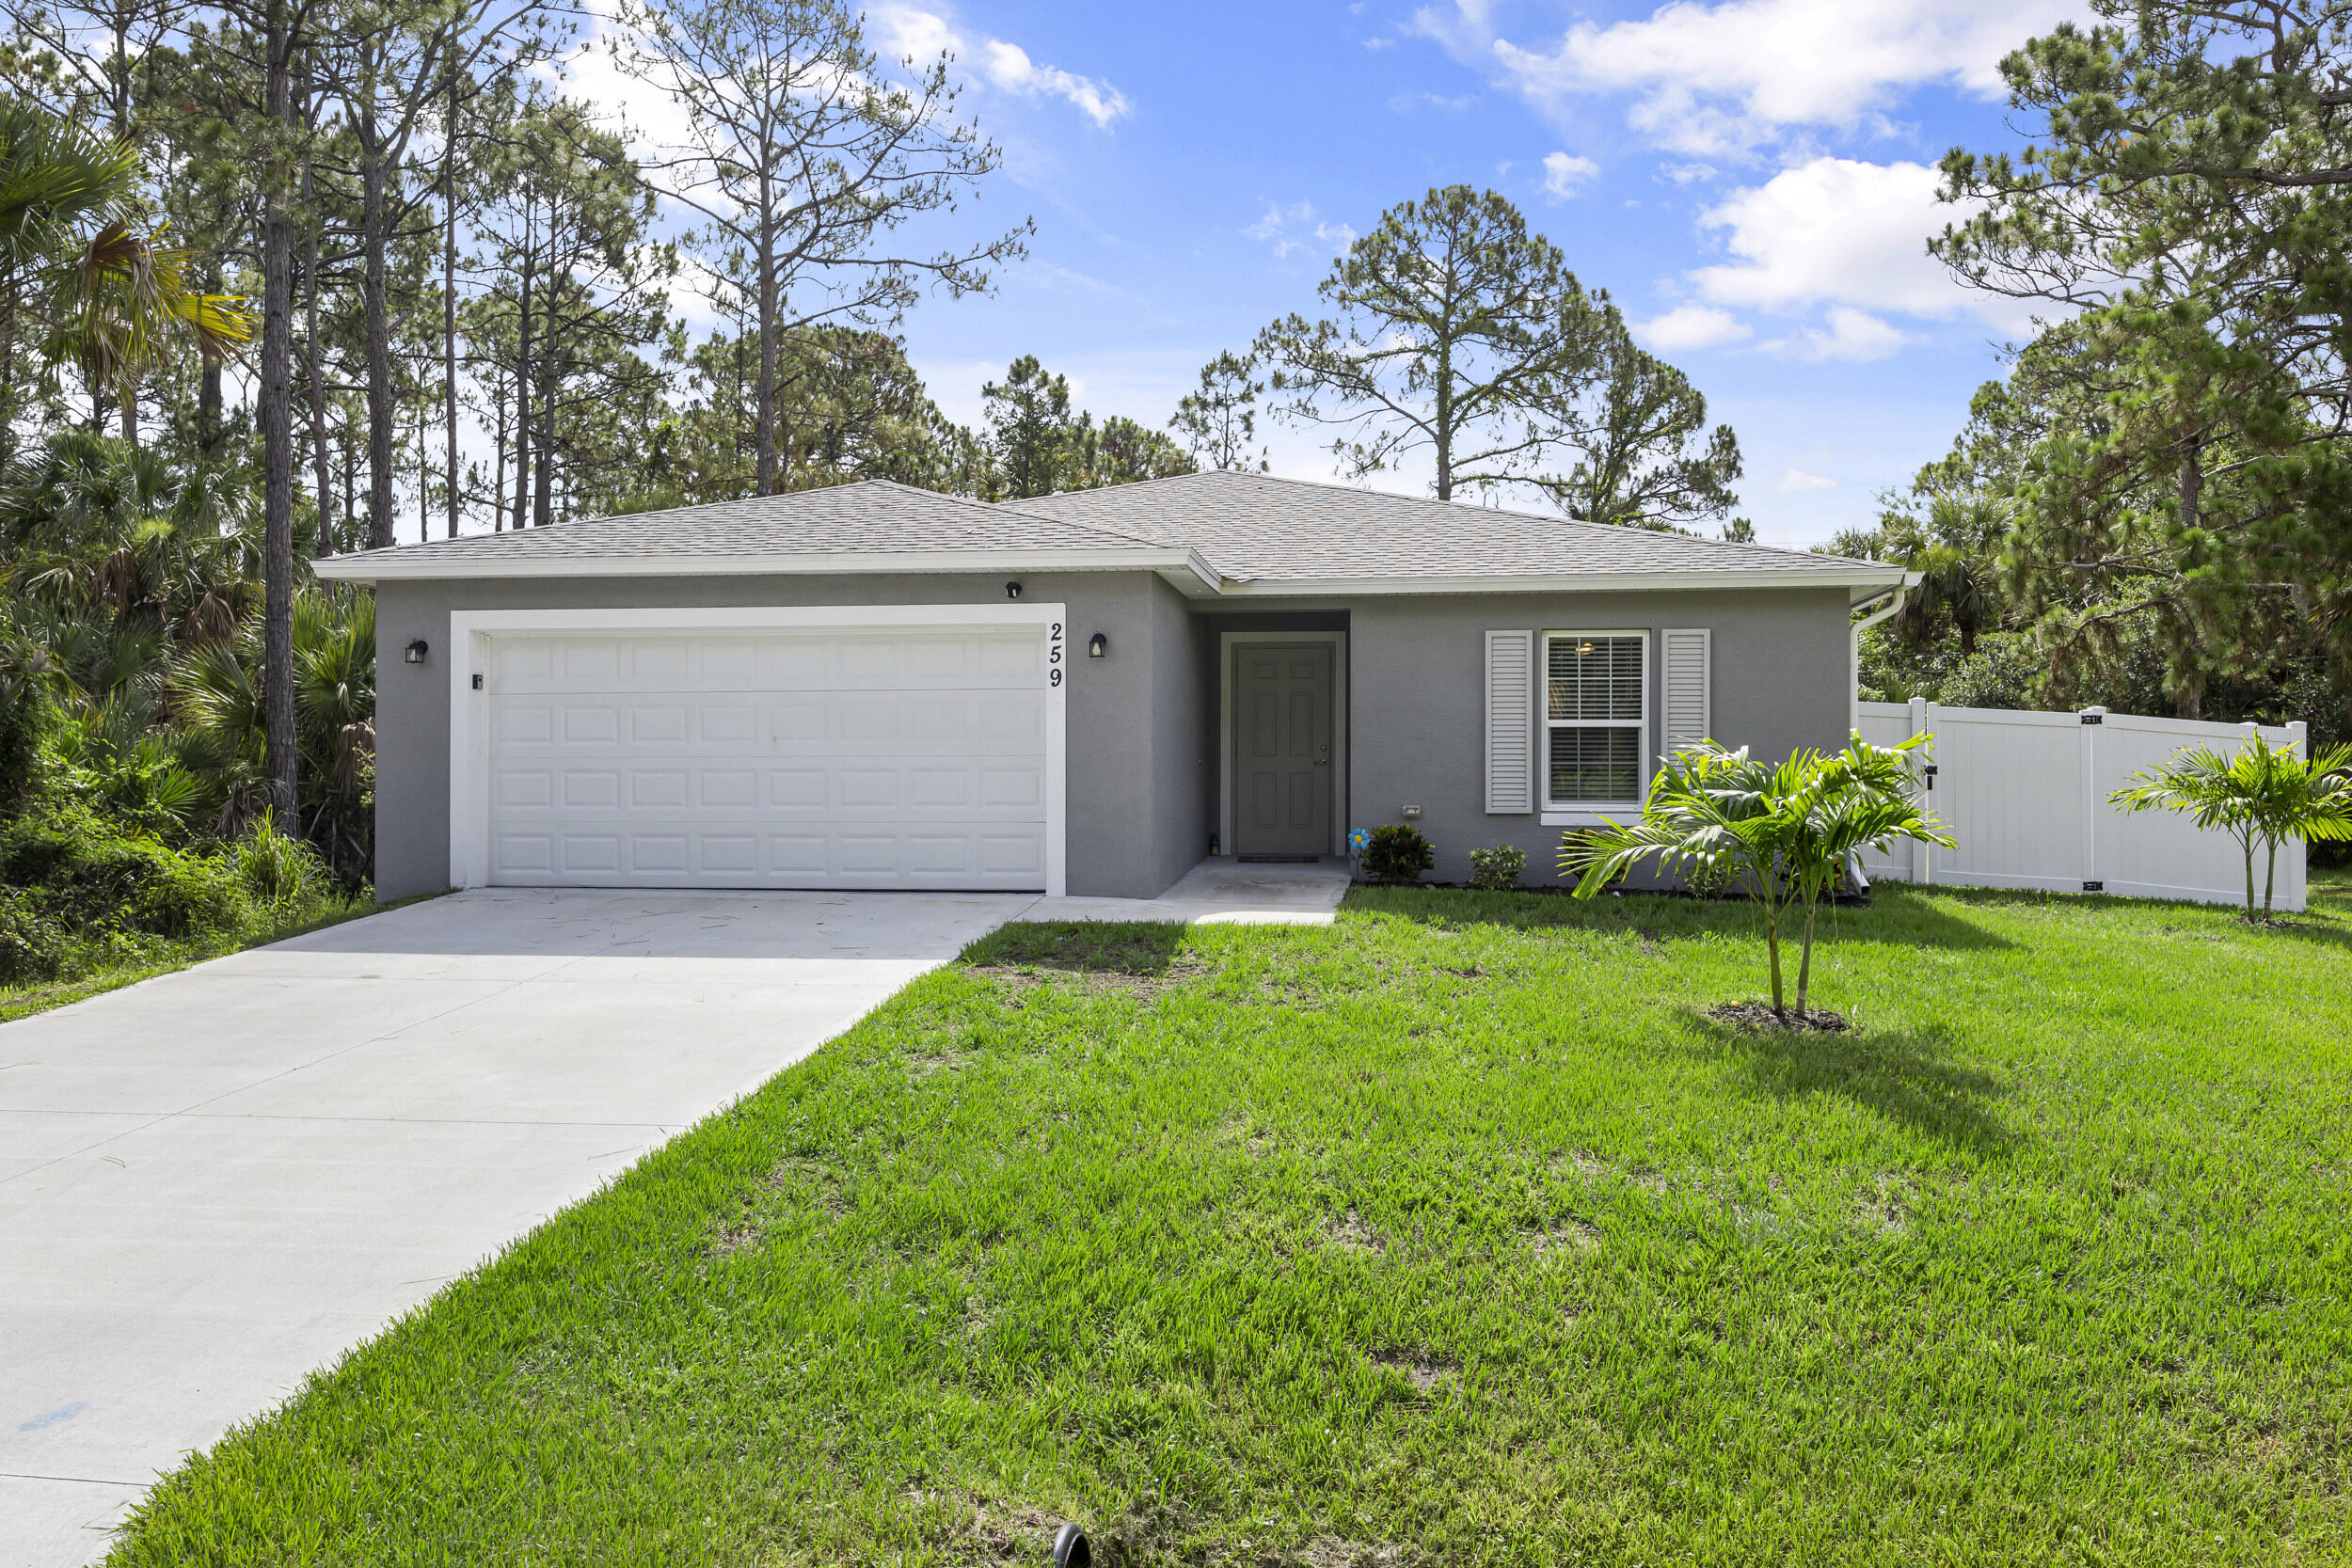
[1311,758,1328,766]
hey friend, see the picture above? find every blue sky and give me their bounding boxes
[584,0,2088,546]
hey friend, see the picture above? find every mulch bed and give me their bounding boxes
[1706,1002,1852,1034]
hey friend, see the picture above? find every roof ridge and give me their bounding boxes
[1030,467,1872,569]
[977,485,1174,551]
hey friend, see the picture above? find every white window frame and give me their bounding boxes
[1539,628,1650,826]
[445,603,1069,896]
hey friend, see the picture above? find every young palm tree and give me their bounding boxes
[1562,736,1955,1022]
[2110,736,2352,922]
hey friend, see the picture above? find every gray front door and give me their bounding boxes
[1234,642,1333,858]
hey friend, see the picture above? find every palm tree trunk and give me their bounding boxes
[1764,909,1785,1018]
[1795,896,1817,1020]
[2264,837,2278,922]
[2241,835,2256,923]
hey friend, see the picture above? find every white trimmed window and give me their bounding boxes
[1544,631,1648,811]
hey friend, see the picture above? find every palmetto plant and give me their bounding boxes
[0,99,250,419]
[3,432,252,645]
[175,590,373,877]
[1561,736,1956,1022]
[2110,736,2352,922]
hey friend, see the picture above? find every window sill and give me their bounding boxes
[1541,807,1640,827]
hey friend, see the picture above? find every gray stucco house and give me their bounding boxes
[315,470,1904,901]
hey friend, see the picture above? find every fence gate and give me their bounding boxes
[1854,700,2308,913]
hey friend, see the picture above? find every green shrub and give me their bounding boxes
[0,639,56,819]
[1468,844,1526,890]
[1679,854,1742,898]
[1361,823,1435,882]
[235,811,326,908]
[0,801,252,983]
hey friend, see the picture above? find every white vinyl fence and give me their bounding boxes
[1855,700,2309,913]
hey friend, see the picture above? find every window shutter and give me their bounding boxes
[1661,628,1711,755]
[1485,629,1535,813]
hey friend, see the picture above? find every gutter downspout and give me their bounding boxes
[1844,575,1916,897]
[1848,576,1916,736]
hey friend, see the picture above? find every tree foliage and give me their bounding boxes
[1168,350,1267,472]
[1934,0,2352,717]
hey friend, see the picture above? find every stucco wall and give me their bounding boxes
[373,570,1181,902]
[1343,587,1855,887]
[373,571,1853,902]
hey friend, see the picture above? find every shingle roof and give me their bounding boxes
[315,469,1897,593]
[324,479,1162,562]
[1017,469,1879,582]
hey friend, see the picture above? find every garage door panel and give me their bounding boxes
[561,771,620,809]
[483,625,1051,891]
[494,769,552,809]
[562,706,619,744]
[698,770,756,807]
[626,770,686,808]
[701,705,755,743]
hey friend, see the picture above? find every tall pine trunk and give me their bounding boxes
[510,211,533,533]
[305,112,334,558]
[755,191,778,495]
[360,69,397,550]
[443,55,460,538]
[261,0,299,820]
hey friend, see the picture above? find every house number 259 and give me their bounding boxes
[1049,622,1063,686]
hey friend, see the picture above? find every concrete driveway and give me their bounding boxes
[0,863,1350,1566]
[0,888,1037,1567]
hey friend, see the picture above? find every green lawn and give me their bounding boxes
[112,882,2352,1565]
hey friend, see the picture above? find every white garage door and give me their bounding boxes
[482,624,1053,890]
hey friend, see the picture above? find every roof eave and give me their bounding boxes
[315,546,1224,594]
[1208,567,1909,597]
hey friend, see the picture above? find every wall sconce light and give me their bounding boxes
[405,639,430,665]
[1088,632,1107,658]
[1005,580,1024,600]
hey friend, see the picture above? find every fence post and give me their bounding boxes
[2288,720,2311,913]
[1912,695,1934,885]
[2079,706,2106,893]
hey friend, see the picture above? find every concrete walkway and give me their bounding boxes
[0,863,1347,1566]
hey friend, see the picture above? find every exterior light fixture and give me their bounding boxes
[1088,632,1106,658]
[1005,580,1024,600]
[405,639,430,665]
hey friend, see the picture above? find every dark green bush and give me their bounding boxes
[0,802,250,983]
[1361,823,1435,882]
[1469,844,1526,890]
[0,640,56,820]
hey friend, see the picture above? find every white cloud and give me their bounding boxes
[1691,158,1966,317]
[1626,156,2040,364]
[873,4,1128,128]
[1684,156,2042,346]
[1412,0,2086,155]
[1788,307,1911,360]
[1540,151,1600,200]
[1634,304,1750,351]
[1246,200,1356,259]
[1781,467,1840,492]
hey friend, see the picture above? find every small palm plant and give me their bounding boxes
[2110,736,2352,923]
[1561,736,1955,1023]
